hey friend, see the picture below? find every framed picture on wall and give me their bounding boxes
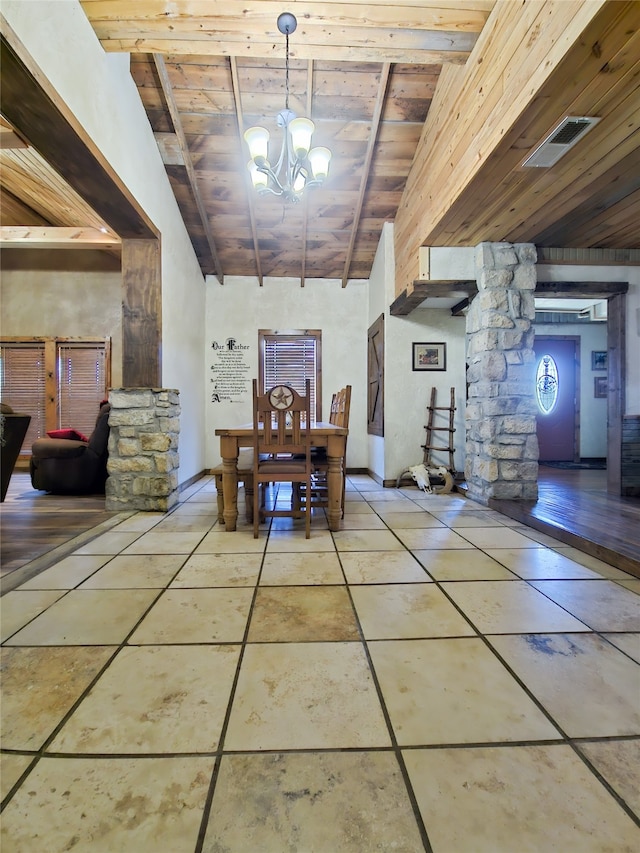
[591,350,607,370]
[594,376,607,398]
[413,342,446,371]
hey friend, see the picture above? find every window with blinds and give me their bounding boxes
[0,338,110,455]
[0,342,46,450]
[57,343,108,439]
[259,330,322,421]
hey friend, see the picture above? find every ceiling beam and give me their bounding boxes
[91,42,471,66]
[535,281,628,299]
[451,297,470,317]
[341,62,390,287]
[81,1,493,35]
[0,27,158,240]
[80,1,492,64]
[153,54,223,281]
[0,226,120,249]
[391,278,629,317]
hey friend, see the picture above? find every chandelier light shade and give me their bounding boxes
[243,13,332,202]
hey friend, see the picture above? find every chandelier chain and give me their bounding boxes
[285,30,290,112]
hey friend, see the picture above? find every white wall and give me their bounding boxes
[0,260,123,384]
[534,322,608,457]
[367,224,467,483]
[205,276,369,470]
[385,309,466,480]
[366,224,393,478]
[3,0,208,485]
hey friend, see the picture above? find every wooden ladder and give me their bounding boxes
[421,387,456,474]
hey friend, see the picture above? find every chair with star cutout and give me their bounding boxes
[252,379,312,538]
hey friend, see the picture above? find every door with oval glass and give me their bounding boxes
[534,336,580,462]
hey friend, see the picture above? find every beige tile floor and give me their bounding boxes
[1,474,639,852]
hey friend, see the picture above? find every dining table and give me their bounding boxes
[214,422,348,532]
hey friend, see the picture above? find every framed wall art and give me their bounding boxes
[594,376,607,398]
[413,342,446,371]
[591,350,607,370]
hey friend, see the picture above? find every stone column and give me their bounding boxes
[465,242,538,504]
[105,388,180,512]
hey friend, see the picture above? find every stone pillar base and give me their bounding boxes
[105,388,180,512]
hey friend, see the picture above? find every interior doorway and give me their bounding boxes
[533,335,580,462]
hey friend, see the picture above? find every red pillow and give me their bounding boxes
[46,428,89,442]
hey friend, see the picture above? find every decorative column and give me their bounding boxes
[465,242,538,504]
[105,388,180,512]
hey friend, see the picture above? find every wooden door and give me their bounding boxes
[367,314,384,436]
[534,336,580,462]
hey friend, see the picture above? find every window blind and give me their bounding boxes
[57,343,107,438]
[262,334,318,419]
[1,339,109,455]
[0,342,47,448]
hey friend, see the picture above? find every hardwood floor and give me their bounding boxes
[0,473,128,592]
[492,466,640,578]
[2,467,639,594]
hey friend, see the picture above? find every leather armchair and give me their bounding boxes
[30,403,111,494]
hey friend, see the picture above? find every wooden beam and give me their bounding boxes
[0,226,120,249]
[121,239,162,388]
[88,41,471,66]
[154,132,184,166]
[390,279,479,315]
[451,297,470,317]
[80,2,494,36]
[0,27,158,240]
[80,1,492,63]
[535,281,628,299]
[342,62,391,287]
[416,281,478,298]
[153,54,223,281]
[392,278,629,317]
[389,283,431,316]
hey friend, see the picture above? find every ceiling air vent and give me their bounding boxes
[521,116,600,168]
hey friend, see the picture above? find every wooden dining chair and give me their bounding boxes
[252,379,313,539]
[298,384,351,517]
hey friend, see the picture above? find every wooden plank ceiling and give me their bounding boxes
[394,0,640,299]
[1,1,494,284]
[107,0,488,284]
[1,0,639,289]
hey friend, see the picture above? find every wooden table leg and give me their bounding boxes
[244,474,254,523]
[326,453,343,532]
[220,436,239,531]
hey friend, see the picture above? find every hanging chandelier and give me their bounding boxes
[243,12,332,202]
